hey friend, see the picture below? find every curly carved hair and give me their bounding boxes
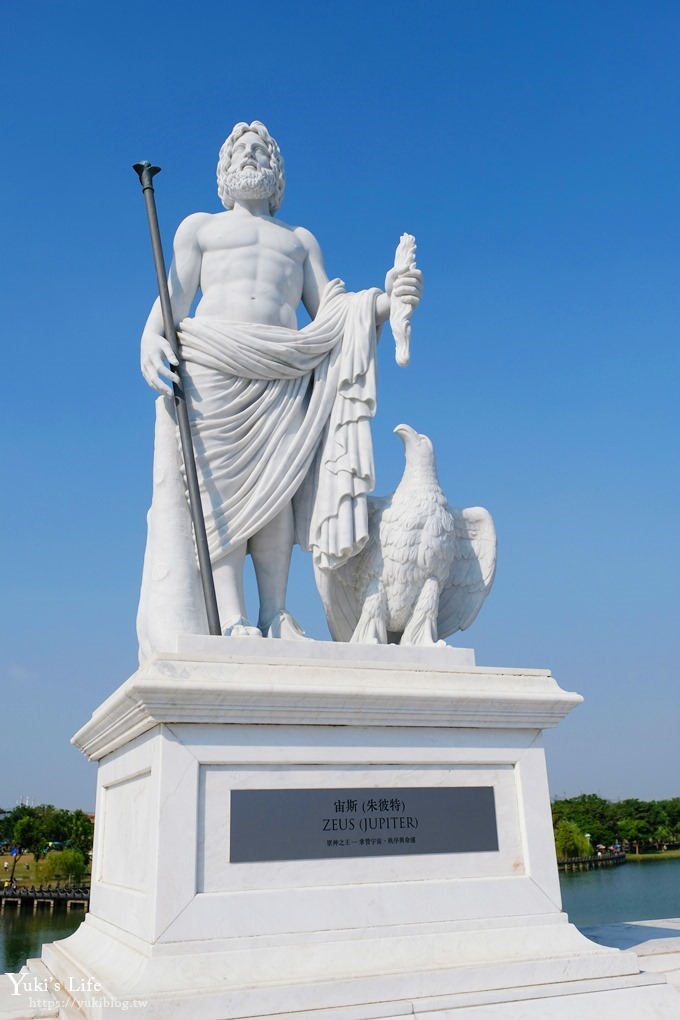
[216,120,285,214]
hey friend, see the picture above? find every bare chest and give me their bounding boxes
[194,214,307,322]
[198,215,306,265]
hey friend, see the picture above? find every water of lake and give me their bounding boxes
[0,908,84,973]
[2,859,680,972]
[559,856,680,927]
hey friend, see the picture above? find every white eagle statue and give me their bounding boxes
[314,424,497,646]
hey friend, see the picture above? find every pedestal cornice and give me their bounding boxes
[72,637,582,761]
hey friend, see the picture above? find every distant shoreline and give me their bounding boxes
[627,849,680,863]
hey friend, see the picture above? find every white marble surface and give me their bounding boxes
[15,653,662,1016]
[581,918,680,988]
[176,632,477,666]
[71,644,582,762]
[137,119,423,657]
[389,233,417,366]
[2,652,673,1017]
[316,425,496,646]
[3,934,680,1020]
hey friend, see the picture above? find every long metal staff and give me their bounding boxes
[133,161,222,636]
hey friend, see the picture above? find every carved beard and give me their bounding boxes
[224,166,277,204]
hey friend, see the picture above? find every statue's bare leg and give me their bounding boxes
[250,503,307,639]
[212,543,262,637]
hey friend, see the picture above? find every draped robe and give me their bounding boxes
[136,280,380,661]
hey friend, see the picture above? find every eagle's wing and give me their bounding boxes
[313,496,389,642]
[437,506,497,638]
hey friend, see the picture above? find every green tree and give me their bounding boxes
[1,804,94,882]
[0,804,33,845]
[617,817,650,853]
[39,849,87,884]
[551,794,615,846]
[68,810,94,859]
[661,798,680,839]
[6,814,46,882]
[554,820,591,860]
[654,825,673,849]
[13,815,49,861]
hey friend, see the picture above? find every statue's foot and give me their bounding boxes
[263,610,310,641]
[223,616,262,638]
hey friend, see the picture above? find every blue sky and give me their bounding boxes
[1,0,678,811]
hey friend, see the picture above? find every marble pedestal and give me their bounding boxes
[33,640,680,1018]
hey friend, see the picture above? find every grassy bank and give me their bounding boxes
[1,853,91,885]
[626,849,680,862]
[1,853,39,884]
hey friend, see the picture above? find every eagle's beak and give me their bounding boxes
[394,423,418,442]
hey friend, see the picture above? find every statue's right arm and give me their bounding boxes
[140,213,208,396]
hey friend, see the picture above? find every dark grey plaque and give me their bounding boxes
[230,787,498,863]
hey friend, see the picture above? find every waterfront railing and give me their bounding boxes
[0,884,89,913]
[558,851,626,872]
